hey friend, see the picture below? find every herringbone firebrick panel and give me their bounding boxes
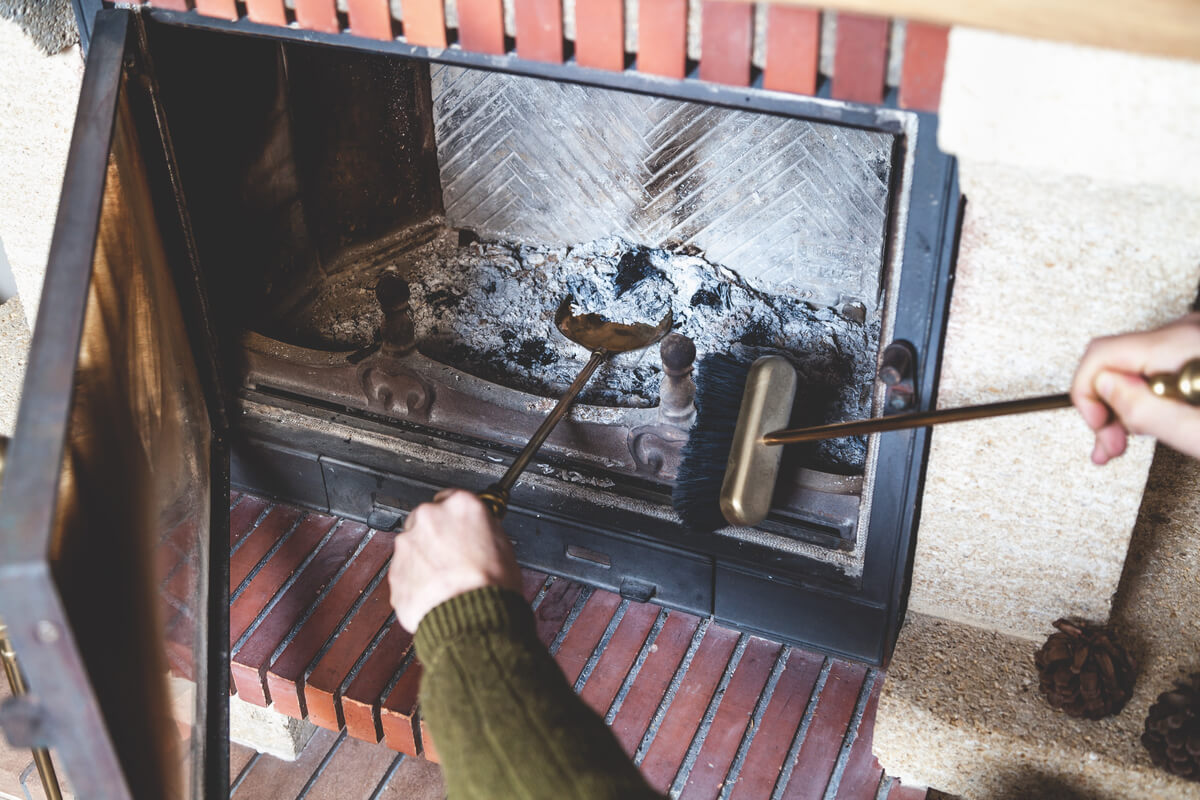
[430,64,894,311]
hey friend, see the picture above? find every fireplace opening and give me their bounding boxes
[140,19,957,663]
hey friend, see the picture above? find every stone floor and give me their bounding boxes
[0,296,29,437]
[876,445,1200,799]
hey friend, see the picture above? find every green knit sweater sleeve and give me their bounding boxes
[414,586,664,800]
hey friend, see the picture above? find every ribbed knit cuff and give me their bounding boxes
[415,586,536,662]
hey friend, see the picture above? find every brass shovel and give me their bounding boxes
[477,296,673,517]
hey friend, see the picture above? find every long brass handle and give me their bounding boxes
[478,350,609,518]
[762,358,1200,446]
[763,394,1072,445]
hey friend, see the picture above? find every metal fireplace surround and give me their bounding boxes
[3,5,956,795]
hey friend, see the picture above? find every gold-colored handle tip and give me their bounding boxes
[477,486,509,519]
[1149,358,1200,405]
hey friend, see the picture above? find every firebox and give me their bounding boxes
[0,7,957,798]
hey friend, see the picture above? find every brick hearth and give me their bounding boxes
[208,492,927,799]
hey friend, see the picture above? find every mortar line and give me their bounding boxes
[549,586,594,656]
[232,520,346,653]
[377,647,419,709]
[229,752,261,796]
[367,754,407,800]
[229,492,246,512]
[669,634,748,797]
[821,667,879,800]
[770,657,832,800]
[230,501,276,558]
[719,645,793,800]
[633,617,712,766]
[574,598,630,693]
[530,575,555,611]
[335,611,397,701]
[604,608,668,725]
[874,774,894,800]
[231,510,308,602]
[265,527,381,666]
[301,557,393,683]
[294,729,347,800]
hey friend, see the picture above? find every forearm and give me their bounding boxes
[415,586,662,800]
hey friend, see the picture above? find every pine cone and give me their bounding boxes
[1142,673,1200,781]
[1034,618,1137,720]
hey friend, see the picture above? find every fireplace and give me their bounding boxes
[0,7,958,798]
[163,29,958,660]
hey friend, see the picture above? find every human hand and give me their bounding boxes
[388,489,523,632]
[1070,313,1200,465]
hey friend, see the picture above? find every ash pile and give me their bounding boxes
[281,228,880,472]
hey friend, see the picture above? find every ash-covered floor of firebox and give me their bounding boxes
[276,225,880,472]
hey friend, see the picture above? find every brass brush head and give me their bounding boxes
[718,356,798,528]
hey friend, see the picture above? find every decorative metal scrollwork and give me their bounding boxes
[358,362,435,420]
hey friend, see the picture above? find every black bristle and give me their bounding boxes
[672,353,752,533]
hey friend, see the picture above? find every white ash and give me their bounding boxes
[278,229,880,472]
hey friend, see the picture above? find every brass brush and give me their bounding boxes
[719,357,1200,529]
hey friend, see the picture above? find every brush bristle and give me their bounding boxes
[672,353,752,533]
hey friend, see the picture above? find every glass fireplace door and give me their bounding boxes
[0,10,226,799]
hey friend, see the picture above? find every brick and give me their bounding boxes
[456,0,505,55]
[296,0,339,32]
[575,0,624,71]
[245,0,287,26]
[151,0,189,10]
[348,0,393,40]
[230,490,241,505]
[297,733,399,800]
[341,622,414,742]
[165,556,199,610]
[898,21,949,112]
[231,522,372,705]
[232,726,341,797]
[579,600,660,715]
[521,570,549,603]
[831,13,889,105]
[194,0,237,20]
[230,513,338,647]
[165,609,197,681]
[639,624,740,793]
[533,579,584,646]
[157,544,183,595]
[162,514,201,553]
[230,505,303,591]
[304,579,396,731]
[763,6,819,95]
[832,674,882,800]
[698,1,752,86]
[230,496,270,550]
[610,610,701,755]
[514,0,563,63]
[780,660,869,800]
[380,660,423,755]
[401,0,448,46]
[684,637,783,800]
[888,782,928,800]
[554,590,622,685]
[730,649,825,800]
[420,717,439,763]
[229,741,257,787]
[638,0,687,78]
[373,754,445,799]
[267,529,394,719]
